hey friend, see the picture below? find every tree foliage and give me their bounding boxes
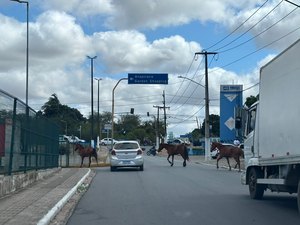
[38,94,86,137]
[39,94,222,145]
[245,95,259,108]
[199,114,220,137]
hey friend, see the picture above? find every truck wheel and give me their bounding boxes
[248,168,264,199]
[297,179,300,214]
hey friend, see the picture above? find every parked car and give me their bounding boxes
[210,149,219,159]
[110,140,144,171]
[63,135,85,143]
[100,138,118,145]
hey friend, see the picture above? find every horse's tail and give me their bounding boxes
[184,145,190,161]
[240,148,244,158]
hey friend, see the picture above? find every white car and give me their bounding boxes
[110,140,144,171]
[63,135,85,143]
[100,138,118,145]
[210,149,220,159]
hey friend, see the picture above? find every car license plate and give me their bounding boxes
[122,160,131,164]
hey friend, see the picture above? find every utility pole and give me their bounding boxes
[153,105,163,144]
[195,50,217,161]
[154,91,170,143]
[162,90,168,140]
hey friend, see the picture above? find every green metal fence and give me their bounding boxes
[0,89,59,175]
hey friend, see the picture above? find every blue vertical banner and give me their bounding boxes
[220,85,243,143]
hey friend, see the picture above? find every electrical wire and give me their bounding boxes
[206,0,270,51]
[219,24,300,70]
[213,0,284,52]
[219,3,298,53]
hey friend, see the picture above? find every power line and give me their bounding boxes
[168,54,199,105]
[219,4,299,53]
[213,0,284,52]
[219,24,300,70]
[206,0,270,51]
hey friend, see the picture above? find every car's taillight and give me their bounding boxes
[111,150,116,156]
[137,149,142,155]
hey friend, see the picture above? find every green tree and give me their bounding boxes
[245,95,259,108]
[39,94,86,138]
[87,111,112,140]
[191,128,202,145]
[115,114,141,139]
[200,114,220,137]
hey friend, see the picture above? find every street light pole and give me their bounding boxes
[94,77,102,146]
[10,0,29,106]
[87,56,97,146]
[111,78,128,147]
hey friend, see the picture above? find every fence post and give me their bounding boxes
[8,98,17,175]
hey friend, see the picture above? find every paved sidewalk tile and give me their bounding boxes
[0,168,89,225]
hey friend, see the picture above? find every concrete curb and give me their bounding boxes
[37,169,91,225]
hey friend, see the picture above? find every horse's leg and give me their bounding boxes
[170,155,174,166]
[95,154,98,165]
[226,157,231,170]
[180,153,186,167]
[167,154,172,165]
[234,157,241,172]
[80,157,84,168]
[88,156,91,167]
[216,155,222,169]
[93,149,98,165]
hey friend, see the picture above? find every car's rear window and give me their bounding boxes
[114,143,139,150]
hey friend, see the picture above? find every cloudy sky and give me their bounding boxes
[1,0,300,137]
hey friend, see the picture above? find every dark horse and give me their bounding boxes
[158,143,189,167]
[210,142,244,172]
[74,143,98,167]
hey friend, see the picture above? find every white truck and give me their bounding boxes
[239,39,300,213]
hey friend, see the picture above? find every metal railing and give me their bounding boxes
[0,89,59,175]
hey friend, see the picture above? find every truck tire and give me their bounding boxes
[297,179,300,214]
[248,167,264,199]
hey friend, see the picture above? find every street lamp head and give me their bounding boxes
[94,78,102,81]
[87,55,97,60]
[10,0,28,3]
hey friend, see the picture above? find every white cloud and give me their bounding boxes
[2,0,296,137]
[39,0,114,17]
[92,31,201,74]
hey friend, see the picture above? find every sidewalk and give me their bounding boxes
[0,168,91,225]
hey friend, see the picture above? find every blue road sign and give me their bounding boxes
[220,85,243,142]
[128,73,168,84]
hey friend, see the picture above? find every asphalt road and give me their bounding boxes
[67,155,300,225]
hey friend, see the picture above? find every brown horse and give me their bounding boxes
[158,143,189,167]
[74,143,98,167]
[210,142,244,172]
